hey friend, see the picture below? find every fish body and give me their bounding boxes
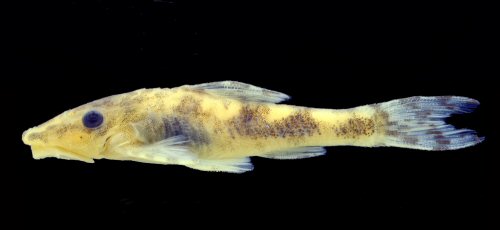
[22,81,483,173]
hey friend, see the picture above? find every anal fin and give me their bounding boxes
[260,147,326,160]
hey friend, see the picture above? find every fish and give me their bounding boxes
[21,81,484,173]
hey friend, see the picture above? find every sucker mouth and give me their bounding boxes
[30,145,94,163]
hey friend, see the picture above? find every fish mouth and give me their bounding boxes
[22,127,95,163]
[29,145,95,163]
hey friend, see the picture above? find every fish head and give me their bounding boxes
[21,91,145,163]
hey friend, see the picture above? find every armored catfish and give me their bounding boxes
[21,81,483,173]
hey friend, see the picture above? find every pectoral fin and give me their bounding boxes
[113,135,253,173]
[189,81,290,103]
[114,135,197,165]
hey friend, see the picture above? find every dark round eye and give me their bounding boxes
[82,111,104,128]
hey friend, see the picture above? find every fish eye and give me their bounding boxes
[82,111,104,128]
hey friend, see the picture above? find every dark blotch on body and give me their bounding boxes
[275,112,320,138]
[163,116,210,146]
[174,96,204,117]
[334,116,375,138]
[169,95,211,145]
[229,105,319,139]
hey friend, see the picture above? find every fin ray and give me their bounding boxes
[186,157,254,173]
[114,132,252,173]
[260,146,326,160]
[379,96,484,150]
[115,135,196,165]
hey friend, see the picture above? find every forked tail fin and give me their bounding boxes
[378,96,484,150]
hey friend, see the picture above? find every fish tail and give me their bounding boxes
[377,96,484,150]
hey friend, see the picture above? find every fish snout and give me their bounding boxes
[22,128,32,145]
[22,127,47,146]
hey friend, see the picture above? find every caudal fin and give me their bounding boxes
[378,96,484,151]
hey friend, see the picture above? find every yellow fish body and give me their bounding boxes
[21,81,483,173]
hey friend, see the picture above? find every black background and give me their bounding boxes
[3,0,495,227]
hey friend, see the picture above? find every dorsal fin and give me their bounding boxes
[189,81,290,103]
